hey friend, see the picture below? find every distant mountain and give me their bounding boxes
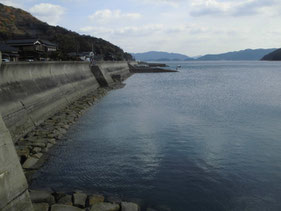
[197,49,277,61]
[131,51,193,61]
[0,3,132,60]
[131,49,277,62]
[261,48,281,61]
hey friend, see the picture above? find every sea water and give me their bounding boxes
[31,61,281,211]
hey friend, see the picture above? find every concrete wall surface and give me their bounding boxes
[0,114,33,211]
[128,61,138,66]
[0,61,131,141]
[96,61,131,82]
[0,60,131,211]
[0,61,100,141]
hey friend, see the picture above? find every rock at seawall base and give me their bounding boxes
[121,202,139,211]
[73,192,87,208]
[57,194,73,206]
[32,153,43,159]
[51,204,85,211]
[30,190,55,205]
[22,157,39,169]
[90,202,120,211]
[33,203,49,211]
[89,194,105,206]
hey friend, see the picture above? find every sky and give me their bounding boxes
[1,0,281,56]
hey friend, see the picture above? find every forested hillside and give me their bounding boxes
[0,3,133,61]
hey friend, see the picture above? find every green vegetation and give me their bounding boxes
[0,3,133,61]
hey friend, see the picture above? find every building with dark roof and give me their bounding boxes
[6,39,57,60]
[0,42,19,62]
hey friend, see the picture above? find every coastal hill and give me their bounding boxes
[261,48,281,61]
[131,51,194,61]
[198,49,277,61]
[0,3,132,60]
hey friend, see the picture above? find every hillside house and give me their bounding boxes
[0,42,19,62]
[6,39,57,60]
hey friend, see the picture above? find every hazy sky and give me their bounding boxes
[1,0,281,56]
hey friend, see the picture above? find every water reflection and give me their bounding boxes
[32,61,281,211]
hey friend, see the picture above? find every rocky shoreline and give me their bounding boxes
[15,87,110,181]
[13,82,154,211]
[30,189,141,211]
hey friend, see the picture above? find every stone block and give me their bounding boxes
[33,203,49,211]
[46,143,54,149]
[48,139,57,144]
[89,194,105,206]
[30,143,46,148]
[73,192,87,208]
[51,204,85,211]
[121,202,139,211]
[90,202,120,211]
[22,157,39,169]
[32,153,43,159]
[32,147,42,153]
[57,194,73,206]
[16,146,30,158]
[30,190,55,205]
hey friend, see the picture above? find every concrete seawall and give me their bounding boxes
[0,114,33,211]
[0,59,131,210]
[96,61,132,81]
[0,61,130,142]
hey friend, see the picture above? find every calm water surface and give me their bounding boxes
[32,61,281,211]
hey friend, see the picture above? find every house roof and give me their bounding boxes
[40,39,57,47]
[0,43,18,53]
[6,39,57,47]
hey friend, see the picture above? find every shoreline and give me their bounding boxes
[1,60,172,211]
[29,189,141,211]
[15,82,145,210]
[16,83,126,181]
[7,61,176,211]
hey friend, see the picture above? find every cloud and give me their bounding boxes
[232,0,277,16]
[190,0,279,17]
[1,0,281,56]
[89,9,141,24]
[78,20,255,56]
[135,0,185,7]
[80,24,165,37]
[190,0,229,16]
[29,3,65,25]
[79,23,220,39]
[0,0,23,8]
